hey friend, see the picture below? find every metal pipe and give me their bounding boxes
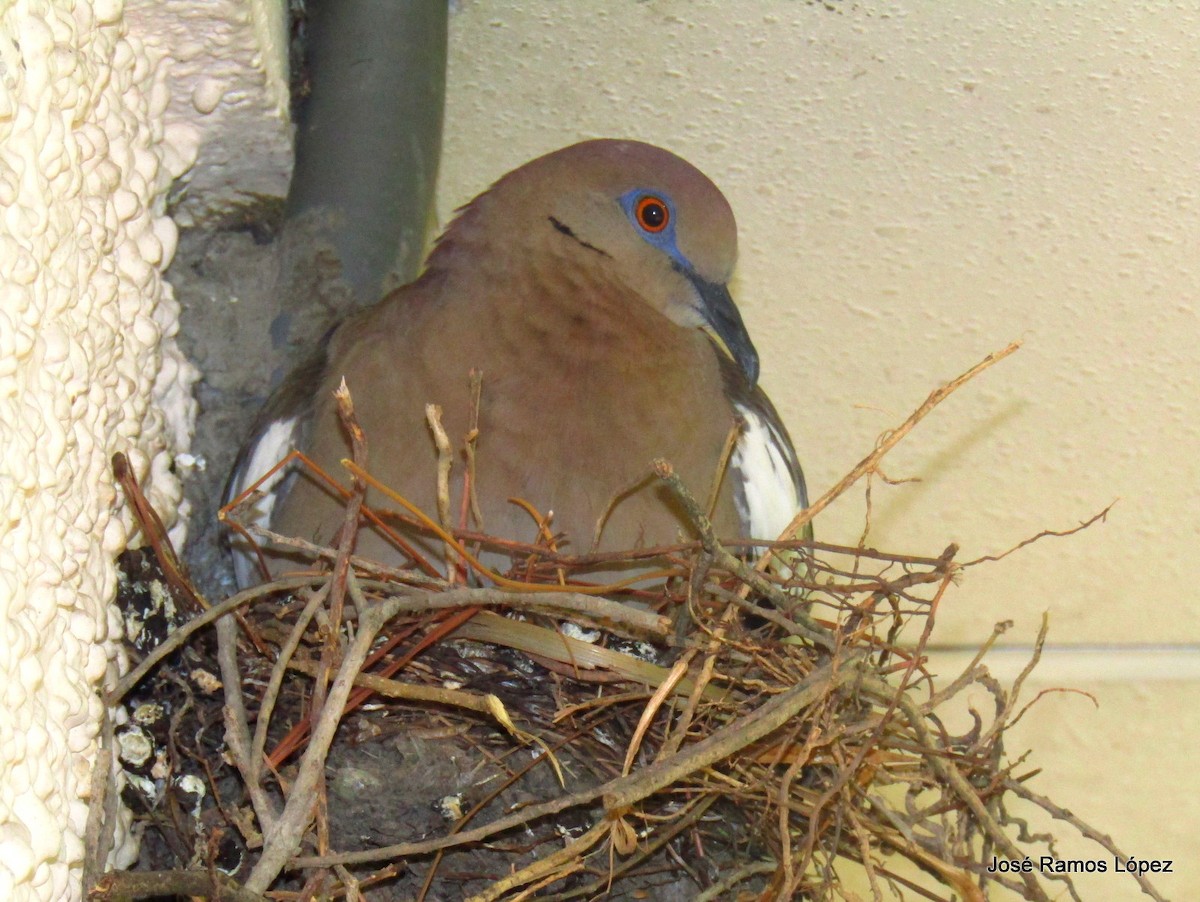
[278,0,447,336]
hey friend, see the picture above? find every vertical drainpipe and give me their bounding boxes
[272,0,448,352]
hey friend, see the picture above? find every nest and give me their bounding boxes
[90,345,1163,902]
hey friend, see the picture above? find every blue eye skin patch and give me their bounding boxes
[617,188,759,384]
[619,188,692,270]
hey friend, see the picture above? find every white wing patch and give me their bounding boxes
[731,403,802,541]
[230,416,300,522]
[227,416,299,586]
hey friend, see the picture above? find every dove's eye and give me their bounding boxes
[634,195,670,233]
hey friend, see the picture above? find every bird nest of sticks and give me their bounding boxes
[91,344,1161,902]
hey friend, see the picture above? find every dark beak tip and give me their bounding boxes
[686,270,761,386]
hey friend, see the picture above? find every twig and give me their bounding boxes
[307,384,372,868]
[963,502,1115,566]
[465,819,606,902]
[692,860,778,901]
[985,613,1051,749]
[217,606,281,834]
[705,420,741,519]
[250,582,331,786]
[922,619,1012,711]
[623,657,690,775]
[425,403,457,576]
[654,458,832,646]
[537,795,717,901]
[762,340,1021,559]
[284,657,537,746]
[450,611,709,696]
[1003,779,1168,902]
[356,583,672,639]
[240,523,444,587]
[777,721,826,889]
[859,677,1051,902]
[314,380,371,713]
[112,451,207,614]
[245,593,407,891]
[81,711,117,894]
[87,869,268,901]
[465,369,485,528]
[846,806,885,902]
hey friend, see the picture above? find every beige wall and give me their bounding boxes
[438,2,1198,897]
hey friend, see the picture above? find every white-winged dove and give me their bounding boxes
[227,139,807,585]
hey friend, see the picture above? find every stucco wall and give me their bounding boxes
[0,2,197,898]
[436,2,1198,898]
[124,0,291,226]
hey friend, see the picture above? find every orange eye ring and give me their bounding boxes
[635,195,670,233]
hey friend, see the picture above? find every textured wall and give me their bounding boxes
[0,1,196,898]
[436,2,1197,898]
[124,0,291,226]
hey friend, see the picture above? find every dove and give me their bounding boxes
[227,139,807,585]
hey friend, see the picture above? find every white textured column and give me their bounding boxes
[0,1,198,898]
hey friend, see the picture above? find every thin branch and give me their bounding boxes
[1004,779,1168,902]
[762,341,1021,558]
[963,503,1115,567]
[87,869,268,901]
